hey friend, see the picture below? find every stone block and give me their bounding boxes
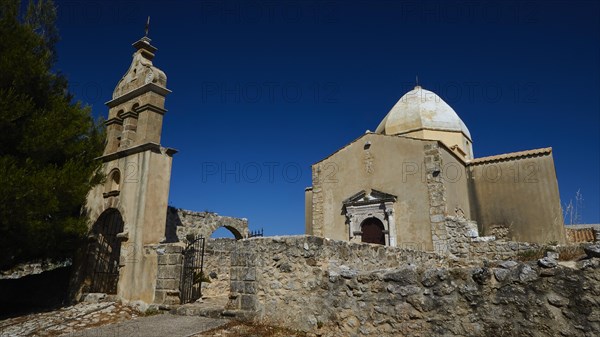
[166,254,181,265]
[82,293,107,303]
[157,265,180,279]
[243,267,257,281]
[163,245,183,254]
[245,282,257,294]
[430,214,445,223]
[230,267,239,281]
[519,265,538,283]
[154,290,167,304]
[383,267,418,285]
[232,253,247,266]
[229,281,242,293]
[157,278,177,290]
[157,254,169,265]
[240,294,257,311]
[430,198,445,207]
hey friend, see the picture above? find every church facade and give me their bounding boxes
[305,86,566,251]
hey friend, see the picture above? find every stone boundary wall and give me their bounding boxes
[202,239,237,298]
[225,236,600,336]
[153,239,237,305]
[442,216,542,261]
[468,240,541,260]
[226,235,447,324]
[164,206,249,242]
[153,243,184,305]
[443,216,478,258]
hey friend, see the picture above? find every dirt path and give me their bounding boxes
[0,302,229,337]
[70,314,229,337]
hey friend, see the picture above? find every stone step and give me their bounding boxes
[169,296,230,319]
[171,305,225,319]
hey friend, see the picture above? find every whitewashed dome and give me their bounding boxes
[375,86,471,140]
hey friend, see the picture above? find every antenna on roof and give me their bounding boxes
[145,16,150,37]
[415,75,419,88]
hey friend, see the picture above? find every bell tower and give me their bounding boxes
[83,29,176,303]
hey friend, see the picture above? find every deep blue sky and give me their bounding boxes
[53,0,599,235]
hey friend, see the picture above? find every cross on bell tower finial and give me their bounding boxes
[145,16,150,37]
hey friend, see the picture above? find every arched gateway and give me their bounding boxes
[86,208,124,294]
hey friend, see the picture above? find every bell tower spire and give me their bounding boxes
[145,16,150,37]
[83,23,177,303]
[103,26,170,153]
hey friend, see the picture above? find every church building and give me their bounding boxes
[305,86,566,251]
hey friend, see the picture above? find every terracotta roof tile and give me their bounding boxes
[468,147,552,165]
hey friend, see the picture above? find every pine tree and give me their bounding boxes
[0,0,105,269]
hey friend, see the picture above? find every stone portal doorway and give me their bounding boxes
[86,208,124,294]
[361,217,385,245]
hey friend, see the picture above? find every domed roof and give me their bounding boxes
[375,86,471,140]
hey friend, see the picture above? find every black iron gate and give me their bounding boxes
[180,236,205,304]
[87,208,124,294]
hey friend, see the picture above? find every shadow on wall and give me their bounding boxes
[164,206,181,243]
[0,266,71,319]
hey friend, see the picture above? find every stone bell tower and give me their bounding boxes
[82,30,176,304]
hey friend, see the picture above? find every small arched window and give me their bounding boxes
[110,170,120,191]
[103,169,121,198]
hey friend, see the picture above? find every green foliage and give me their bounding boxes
[515,245,586,262]
[193,271,211,285]
[516,248,544,261]
[0,0,105,269]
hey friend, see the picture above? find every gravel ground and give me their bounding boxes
[0,302,139,336]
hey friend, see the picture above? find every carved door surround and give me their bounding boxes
[343,189,397,247]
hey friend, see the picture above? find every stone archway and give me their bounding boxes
[209,225,244,240]
[85,208,124,294]
[361,217,385,245]
[165,207,250,242]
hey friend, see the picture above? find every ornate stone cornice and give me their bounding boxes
[97,142,177,162]
[105,82,171,108]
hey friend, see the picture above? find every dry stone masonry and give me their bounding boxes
[224,236,446,325]
[165,207,249,242]
[222,236,600,336]
[201,239,237,298]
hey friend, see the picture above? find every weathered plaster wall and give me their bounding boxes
[83,146,174,304]
[226,236,600,336]
[310,134,435,250]
[305,188,313,235]
[403,129,473,160]
[469,153,566,244]
[117,149,173,304]
[439,148,472,220]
